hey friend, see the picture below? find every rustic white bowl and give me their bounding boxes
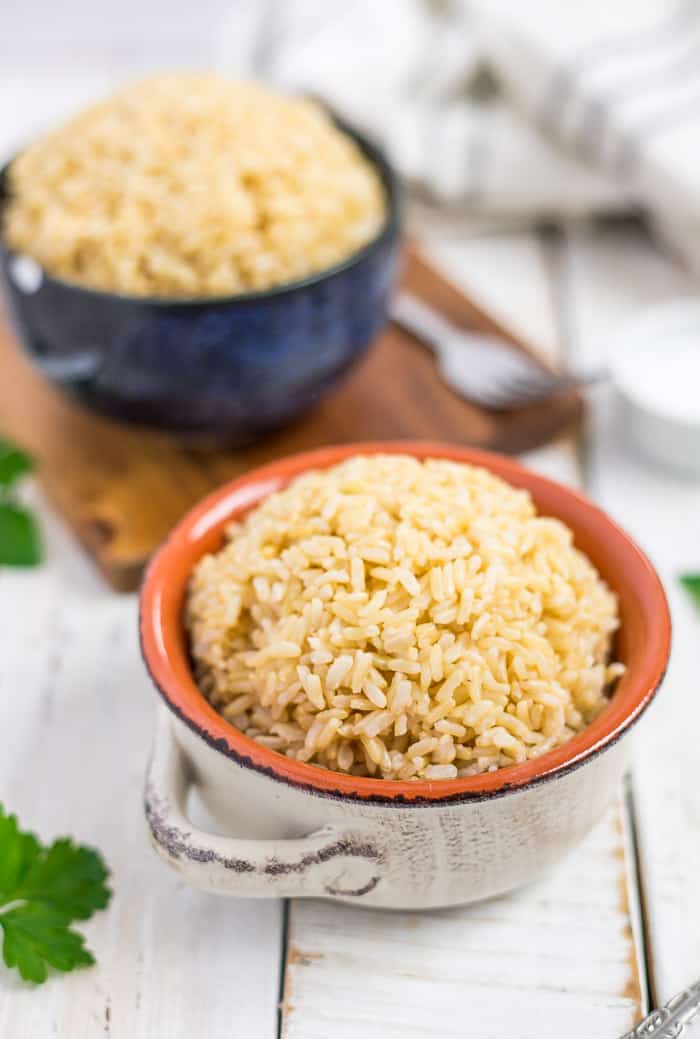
[140,442,670,910]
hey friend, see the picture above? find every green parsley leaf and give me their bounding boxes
[0,808,41,901]
[680,574,700,612]
[1,905,94,984]
[0,805,111,985]
[15,838,111,920]
[0,436,42,568]
[0,438,34,491]
[0,503,43,567]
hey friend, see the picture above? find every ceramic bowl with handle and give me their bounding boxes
[139,442,670,910]
[0,123,400,443]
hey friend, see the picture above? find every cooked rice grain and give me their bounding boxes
[187,455,623,780]
[4,74,386,297]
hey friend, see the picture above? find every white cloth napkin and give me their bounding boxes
[482,0,700,267]
[217,0,700,270]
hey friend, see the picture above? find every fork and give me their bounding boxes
[390,292,606,409]
[620,978,700,1037]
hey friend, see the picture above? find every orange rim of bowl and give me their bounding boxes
[139,441,671,804]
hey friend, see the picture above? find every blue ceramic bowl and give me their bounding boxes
[0,124,401,441]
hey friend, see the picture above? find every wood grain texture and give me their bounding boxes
[562,222,700,1003]
[0,562,283,1038]
[283,807,640,1039]
[280,232,643,1039]
[0,245,581,591]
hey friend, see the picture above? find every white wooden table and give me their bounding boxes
[1,84,700,1039]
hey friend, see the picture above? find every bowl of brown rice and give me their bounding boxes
[140,442,670,908]
[0,74,400,440]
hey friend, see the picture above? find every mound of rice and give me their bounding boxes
[3,74,386,298]
[187,455,623,781]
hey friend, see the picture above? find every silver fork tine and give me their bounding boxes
[500,369,605,404]
[497,372,563,404]
[391,291,607,410]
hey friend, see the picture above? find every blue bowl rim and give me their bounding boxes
[0,112,401,310]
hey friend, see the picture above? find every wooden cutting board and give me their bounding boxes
[0,245,581,591]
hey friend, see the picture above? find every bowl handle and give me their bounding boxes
[144,708,384,900]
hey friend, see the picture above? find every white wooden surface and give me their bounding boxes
[561,224,700,1004]
[284,808,640,1039]
[0,522,283,1038]
[1,95,698,1036]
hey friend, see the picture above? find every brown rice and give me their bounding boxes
[186,455,623,780]
[4,74,386,298]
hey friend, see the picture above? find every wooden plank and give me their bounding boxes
[283,807,639,1039]
[561,221,700,1003]
[0,245,581,591]
[0,567,282,1037]
[281,231,644,1039]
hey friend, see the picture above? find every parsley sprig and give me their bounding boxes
[680,574,700,612]
[0,437,42,566]
[0,805,111,983]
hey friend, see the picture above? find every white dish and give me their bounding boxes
[610,300,700,477]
